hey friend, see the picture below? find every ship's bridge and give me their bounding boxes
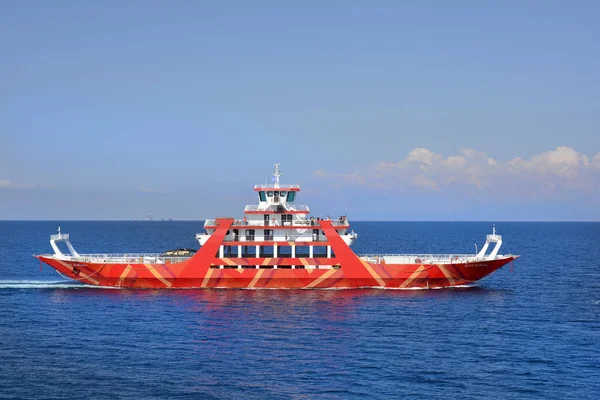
[253,187,300,207]
[248,186,307,214]
[251,164,305,212]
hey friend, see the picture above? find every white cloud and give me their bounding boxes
[509,146,590,178]
[313,146,600,195]
[412,175,439,191]
[405,148,437,166]
[593,153,600,170]
[442,155,468,169]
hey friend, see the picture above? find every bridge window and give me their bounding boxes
[258,191,266,202]
[280,191,286,198]
[287,192,296,202]
[267,191,273,197]
[245,229,255,241]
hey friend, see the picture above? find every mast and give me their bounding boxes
[273,164,281,188]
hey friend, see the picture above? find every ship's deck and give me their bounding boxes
[42,253,507,265]
[359,254,500,264]
[204,219,350,227]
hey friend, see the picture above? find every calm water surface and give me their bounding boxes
[0,221,599,399]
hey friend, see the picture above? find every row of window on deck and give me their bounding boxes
[227,229,325,241]
[217,245,335,258]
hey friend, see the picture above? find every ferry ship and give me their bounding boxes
[35,165,518,289]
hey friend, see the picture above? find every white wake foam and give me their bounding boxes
[0,280,113,289]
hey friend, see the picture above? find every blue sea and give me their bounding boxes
[0,221,599,399]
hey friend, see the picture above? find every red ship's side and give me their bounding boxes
[36,219,517,289]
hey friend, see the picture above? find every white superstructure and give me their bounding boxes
[196,164,358,247]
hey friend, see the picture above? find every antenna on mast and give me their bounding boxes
[273,164,281,188]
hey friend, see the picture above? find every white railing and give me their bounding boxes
[359,253,500,263]
[330,220,349,226]
[244,204,310,212]
[58,252,501,264]
[221,234,330,243]
[51,233,70,241]
[234,220,322,227]
[254,184,300,189]
[58,253,193,264]
[290,205,310,212]
[205,218,350,228]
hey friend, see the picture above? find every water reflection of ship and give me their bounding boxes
[186,289,366,317]
[183,287,493,317]
[48,285,495,303]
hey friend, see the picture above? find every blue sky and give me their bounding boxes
[1,1,598,220]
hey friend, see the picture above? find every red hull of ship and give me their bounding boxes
[37,220,515,289]
[37,255,513,289]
